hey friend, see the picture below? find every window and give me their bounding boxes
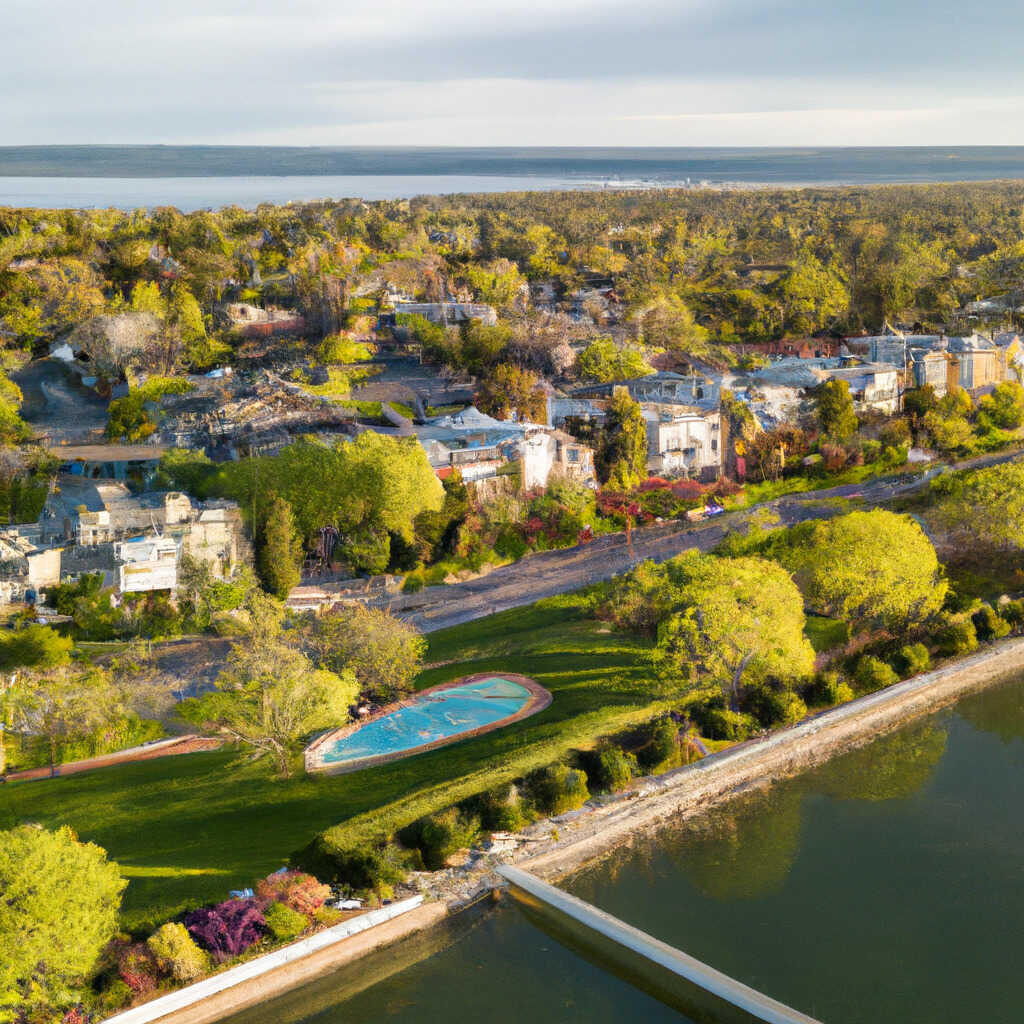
[711,439,718,452]
[567,448,580,464]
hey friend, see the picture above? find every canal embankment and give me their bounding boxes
[506,632,1024,881]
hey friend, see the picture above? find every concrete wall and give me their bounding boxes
[499,866,820,1024]
[101,897,441,1024]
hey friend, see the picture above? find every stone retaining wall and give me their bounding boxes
[516,634,1024,880]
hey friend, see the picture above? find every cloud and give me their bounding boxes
[3,0,1024,144]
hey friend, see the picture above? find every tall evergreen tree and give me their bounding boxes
[259,495,302,598]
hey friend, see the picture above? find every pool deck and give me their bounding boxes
[304,672,551,775]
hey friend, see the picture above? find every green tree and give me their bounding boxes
[0,623,72,671]
[259,495,303,598]
[816,379,858,442]
[978,380,1024,430]
[928,462,1024,551]
[597,387,648,486]
[7,664,122,775]
[650,552,815,709]
[0,825,125,1012]
[575,337,653,383]
[772,510,947,634]
[179,594,358,776]
[304,605,426,703]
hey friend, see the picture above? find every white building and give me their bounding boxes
[115,535,180,594]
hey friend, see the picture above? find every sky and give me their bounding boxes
[6,0,1024,146]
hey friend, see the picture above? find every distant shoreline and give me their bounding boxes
[6,144,1024,180]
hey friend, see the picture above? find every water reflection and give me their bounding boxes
[955,679,1024,744]
[813,722,948,803]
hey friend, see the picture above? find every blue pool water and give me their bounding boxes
[321,678,532,766]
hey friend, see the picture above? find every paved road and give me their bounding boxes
[396,447,1024,634]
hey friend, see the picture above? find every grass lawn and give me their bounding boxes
[804,615,849,654]
[0,597,662,931]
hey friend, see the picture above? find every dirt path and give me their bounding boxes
[395,447,1024,633]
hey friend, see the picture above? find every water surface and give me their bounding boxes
[228,673,1024,1023]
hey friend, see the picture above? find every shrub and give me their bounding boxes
[184,899,265,962]
[1001,599,1024,629]
[934,616,979,657]
[804,671,855,706]
[117,942,159,995]
[401,808,481,870]
[635,716,681,772]
[896,643,931,678]
[853,655,899,693]
[146,922,209,982]
[743,686,808,728]
[263,901,308,944]
[313,905,343,927]
[473,784,530,832]
[972,603,1011,642]
[292,837,409,893]
[255,871,330,916]
[690,704,759,741]
[526,764,591,816]
[99,979,132,1013]
[581,746,637,793]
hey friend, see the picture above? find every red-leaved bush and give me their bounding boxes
[255,871,331,917]
[62,1008,90,1024]
[116,942,158,995]
[185,899,266,962]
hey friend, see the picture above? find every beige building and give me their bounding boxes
[643,406,722,480]
[42,478,249,579]
[0,529,62,604]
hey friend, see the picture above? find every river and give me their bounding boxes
[224,673,1024,1023]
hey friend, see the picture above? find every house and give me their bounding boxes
[40,477,249,580]
[115,535,179,594]
[0,529,62,605]
[519,429,596,489]
[413,407,595,489]
[391,301,497,327]
[909,349,953,396]
[643,407,722,480]
[948,335,1003,391]
[572,371,720,408]
[994,332,1023,381]
[215,303,306,339]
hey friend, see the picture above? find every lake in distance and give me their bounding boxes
[223,671,1024,1024]
[7,146,1024,209]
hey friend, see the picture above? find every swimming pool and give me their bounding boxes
[311,676,548,772]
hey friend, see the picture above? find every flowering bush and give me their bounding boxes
[255,870,331,917]
[185,899,265,962]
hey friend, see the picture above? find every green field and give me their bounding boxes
[0,597,664,931]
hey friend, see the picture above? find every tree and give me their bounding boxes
[304,605,426,703]
[978,380,1024,430]
[476,363,546,422]
[0,825,125,1009]
[258,495,303,598]
[650,552,814,709]
[0,623,72,671]
[631,293,710,359]
[597,387,648,486]
[928,462,1024,551]
[575,337,653,383]
[816,379,858,442]
[6,664,122,775]
[772,510,947,634]
[179,594,358,776]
